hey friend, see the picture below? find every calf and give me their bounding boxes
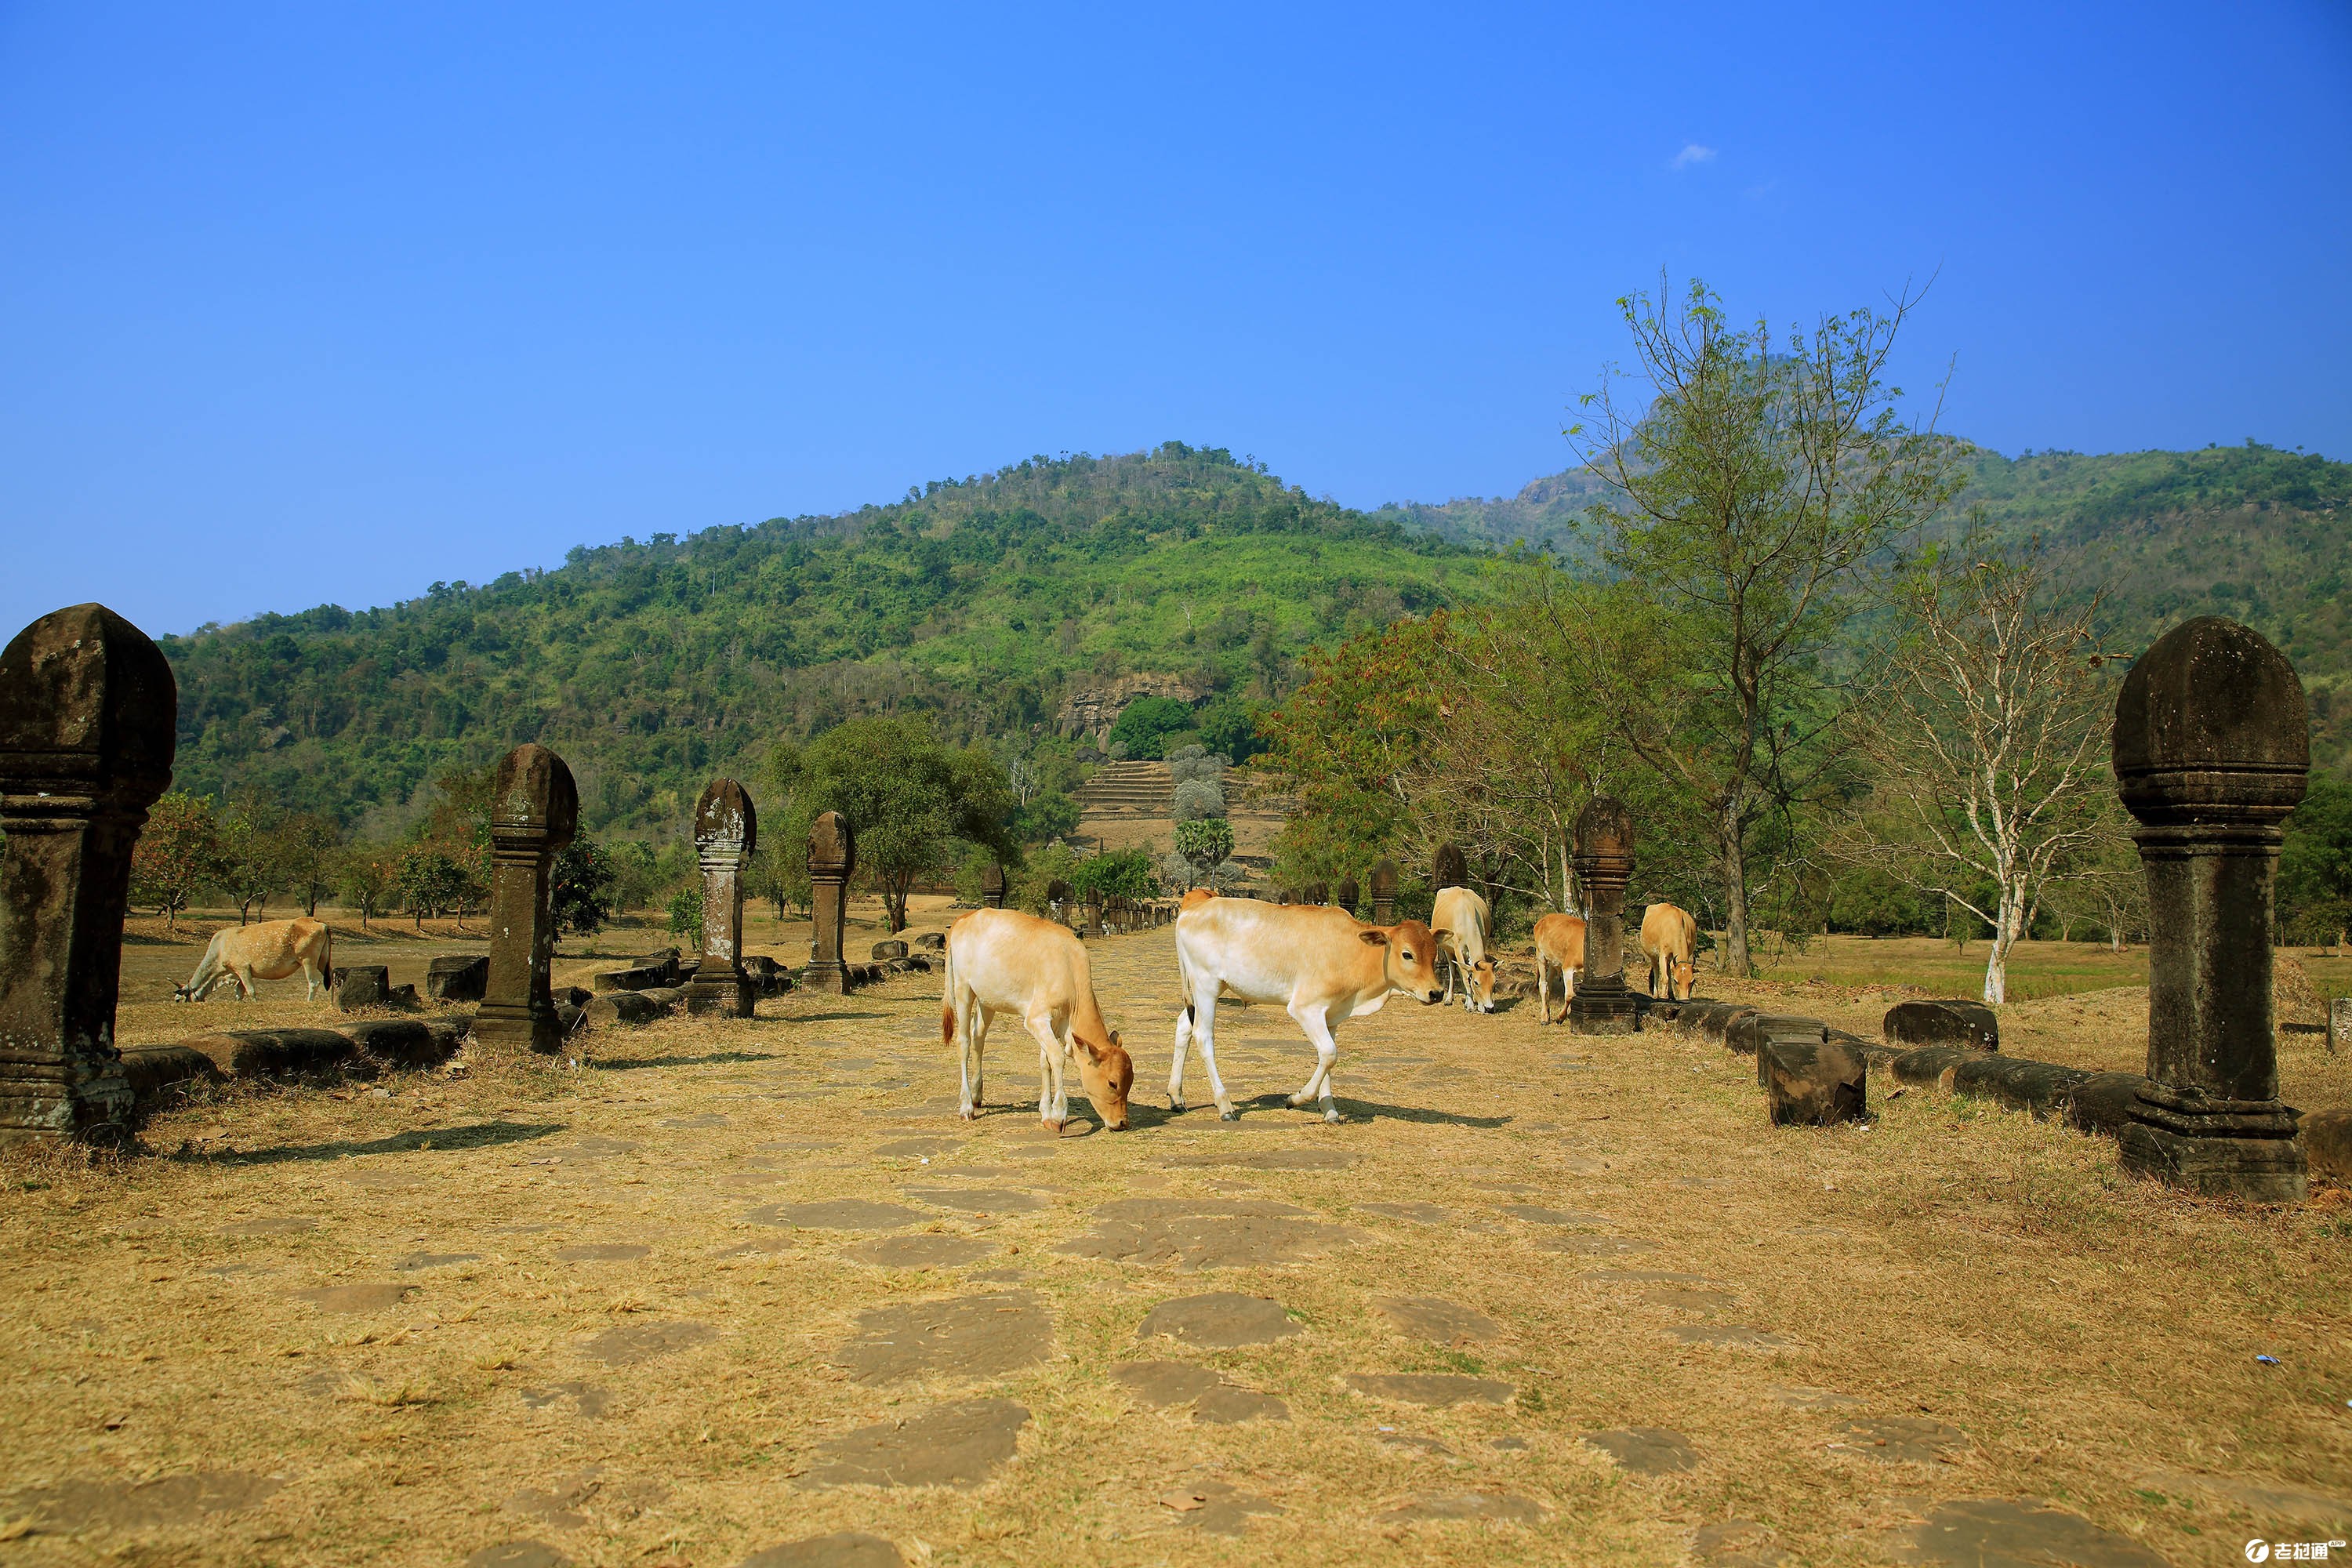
[1431,885,1496,1013]
[1169,890,1444,1123]
[174,918,333,1002]
[1531,913,1587,1025]
[942,907,1134,1131]
[1639,902,1699,1002]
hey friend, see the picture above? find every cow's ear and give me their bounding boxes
[1431,927,1453,942]
[1358,929,1388,947]
[1073,1036,1105,1064]
[1109,1030,1123,1050]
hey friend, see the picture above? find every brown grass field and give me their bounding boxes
[2,909,2347,1566]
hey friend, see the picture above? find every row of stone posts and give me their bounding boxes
[0,601,2318,1199]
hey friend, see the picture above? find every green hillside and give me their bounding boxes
[161,444,1498,834]
[1378,441,2352,769]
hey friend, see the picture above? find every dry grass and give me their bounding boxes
[1,914,2347,1566]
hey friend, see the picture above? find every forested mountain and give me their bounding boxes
[155,438,2348,842]
[160,445,1496,837]
[1377,441,2351,769]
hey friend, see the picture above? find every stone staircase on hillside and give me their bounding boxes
[1071,760,1174,818]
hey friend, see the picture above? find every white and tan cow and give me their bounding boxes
[1531,912,1587,1025]
[1169,889,1444,1123]
[1431,884,1496,1013]
[174,917,334,1002]
[942,907,1134,1131]
[1639,902,1700,1002]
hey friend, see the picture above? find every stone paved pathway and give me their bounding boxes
[2,924,2347,1566]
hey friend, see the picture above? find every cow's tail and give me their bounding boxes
[939,942,957,1050]
[321,923,336,988]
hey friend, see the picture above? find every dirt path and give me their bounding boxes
[2,926,2347,1566]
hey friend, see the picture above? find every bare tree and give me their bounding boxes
[1851,526,2117,1004]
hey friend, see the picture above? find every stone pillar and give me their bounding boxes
[1303,880,1329,906]
[1570,797,1641,1035]
[2331,997,2350,1056]
[476,744,579,1054]
[1080,889,1103,938]
[1434,842,1468,890]
[981,860,1007,909]
[2114,617,2308,1200]
[804,811,855,995]
[1335,877,1359,918]
[0,604,176,1146]
[1369,858,1399,924]
[684,779,758,1018]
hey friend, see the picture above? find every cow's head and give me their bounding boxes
[1468,956,1497,1013]
[171,984,194,1003]
[1668,949,1696,1002]
[1363,920,1444,1004]
[1073,1031,1134,1131]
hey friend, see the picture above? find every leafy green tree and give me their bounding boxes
[131,791,223,934]
[2280,775,2352,946]
[1174,817,1234,885]
[1192,694,1266,762]
[776,717,1016,931]
[274,812,343,916]
[668,885,705,944]
[216,805,287,924]
[1558,277,1961,975]
[1071,848,1157,899]
[746,839,808,920]
[334,844,396,931]
[1108,695,1196,760]
[393,844,469,930]
[552,837,619,936]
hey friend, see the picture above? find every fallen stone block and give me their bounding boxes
[335,966,390,1011]
[182,1029,363,1080]
[2066,1073,2148,1137]
[1947,1055,2092,1118]
[633,948,683,982]
[1885,1045,1978,1089]
[118,1044,223,1103]
[873,938,909,960]
[425,954,489,1002]
[1883,998,1999,1052]
[339,1018,464,1069]
[555,1001,584,1036]
[1759,1034,1865,1126]
[583,987,684,1028]
[592,964,670,994]
[558,985,593,1007]
[1735,1013,1818,1066]
[914,932,946,952]
[2302,1108,2352,1180]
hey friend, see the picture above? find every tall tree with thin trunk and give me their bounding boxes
[1845,525,2118,1004]
[1559,278,1958,976]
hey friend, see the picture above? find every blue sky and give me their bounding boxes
[3,2,2347,637]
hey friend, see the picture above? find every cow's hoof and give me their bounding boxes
[1323,1108,1345,1124]
[1167,1095,1185,1112]
[1218,1108,1240,1123]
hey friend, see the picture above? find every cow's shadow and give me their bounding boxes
[177,1120,564,1166]
[590,1051,780,1071]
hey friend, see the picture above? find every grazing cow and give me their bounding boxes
[941,907,1134,1131]
[1531,913,1587,1025]
[1431,885,1496,1014]
[1169,889,1444,1123]
[174,918,334,1002]
[1639,902,1700,1002]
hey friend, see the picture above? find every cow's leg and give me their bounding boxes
[955,991,984,1120]
[1168,1002,1192,1111]
[1536,956,1552,1024]
[1185,990,1237,1120]
[1285,1001,1344,1123]
[231,964,253,1001]
[1025,1007,1066,1129]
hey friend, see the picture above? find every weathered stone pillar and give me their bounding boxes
[1570,797,1641,1035]
[981,860,1007,909]
[2114,617,2308,1200]
[1335,877,1360,918]
[684,779,758,1018]
[0,604,176,1145]
[1081,889,1104,938]
[1434,843,1467,890]
[804,811,855,995]
[1303,880,1329,906]
[1369,858,1399,924]
[476,744,579,1054]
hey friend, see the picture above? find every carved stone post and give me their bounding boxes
[1369,858,1399,924]
[1303,880,1329,906]
[1335,877,1360,918]
[1081,889,1104,938]
[2114,617,2308,1200]
[805,811,855,995]
[684,779,758,1018]
[0,604,176,1145]
[476,744,579,1054]
[1434,843,1468,890]
[1570,797,1641,1035]
[981,860,1007,909]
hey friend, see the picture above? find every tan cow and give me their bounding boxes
[941,907,1134,1131]
[1531,913,1587,1025]
[1639,902,1700,1002]
[1169,889,1444,1123]
[174,917,334,1002]
[1431,885,1496,1013]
